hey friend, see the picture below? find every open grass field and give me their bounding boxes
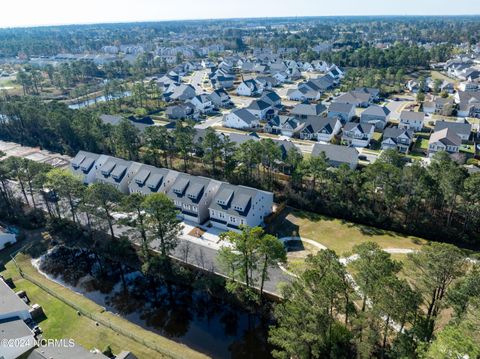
[268,207,428,256]
[1,253,207,359]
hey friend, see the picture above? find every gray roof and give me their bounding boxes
[0,278,31,317]
[344,122,374,134]
[247,99,271,111]
[361,105,390,118]
[383,127,414,141]
[0,317,33,340]
[434,120,471,138]
[291,103,326,117]
[129,165,178,194]
[328,102,355,114]
[229,108,259,125]
[400,111,425,121]
[224,132,260,146]
[71,151,100,174]
[28,343,109,359]
[429,128,462,147]
[96,157,136,184]
[311,143,358,167]
[301,116,338,134]
[210,183,259,216]
[167,173,213,205]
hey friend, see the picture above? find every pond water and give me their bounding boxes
[33,256,274,359]
[68,91,131,109]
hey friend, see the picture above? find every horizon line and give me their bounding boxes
[2,13,480,30]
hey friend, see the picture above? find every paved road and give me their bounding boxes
[194,115,223,130]
[7,180,291,296]
[185,70,209,94]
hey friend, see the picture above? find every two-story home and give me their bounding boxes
[335,91,372,107]
[94,156,142,194]
[166,103,197,120]
[423,97,455,116]
[327,102,356,123]
[70,151,103,184]
[247,99,274,120]
[128,165,179,195]
[265,115,303,137]
[360,105,391,130]
[311,143,358,169]
[428,128,462,157]
[209,89,232,108]
[399,111,424,132]
[381,127,414,153]
[164,83,197,102]
[223,109,260,129]
[342,122,375,147]
[434,120,472,143]
[290,102,327,119]
[189,94,214,114]
[287,85,321,102]
[208,183,273,230]
[260,91,282,109]
[167,174,221,224]
[236,79,263,97]
[299,116,342,142]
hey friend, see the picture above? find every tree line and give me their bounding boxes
[1,97,479,246]
[1,147,479,359]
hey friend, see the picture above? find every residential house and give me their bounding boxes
[299,116,342,142]
[208,183,273,230]
[0,278,32,321]
[327,65,344,82]
[381,127,414,153]
[70,151,102,184]
[256,76,279,90]
[213,75,235,90]
[128,165,179,195]
[428,128,462,156]
[164,83,197,102]
[167,174,221,224]
[189,94,214,114]
[312,60,330,72]
[290,102,327,119]
[342,122,375,147]
[236,79,263,97]
[247,99,274,120]
[260,90,282,108]
[456,91,480,118]
[209,89,232,108]
[327,102,356,123]
[423,97,455,116]
[94,157,142,194]
[360,105,391,130]
[399,111,425,132]
[434,120,472,142]
[335,88,379,108]
[287,86,321,101]
[166,103,197,120]
[310,74,335,91]
[223,108,260,129]
[0,319,36,359]
[265,115,303,137]
[311,143,359,169]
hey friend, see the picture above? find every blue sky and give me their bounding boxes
[1,0,480,28]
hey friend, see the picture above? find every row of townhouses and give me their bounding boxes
[70,152,273,231]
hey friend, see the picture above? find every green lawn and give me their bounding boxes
[1,254,207,359]
[268,207,428,256]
